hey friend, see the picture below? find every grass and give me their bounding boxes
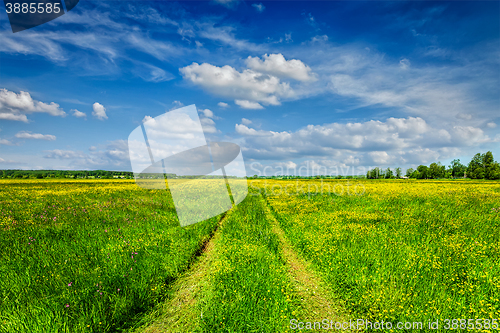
[0,179,220,332]
[261,179,500,327]
[1,178,499,332]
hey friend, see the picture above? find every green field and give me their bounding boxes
[1,179,499,332]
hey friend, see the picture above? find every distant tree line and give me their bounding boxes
[0,170,134,179]
[367,151,500,180]
[0,170,243,180]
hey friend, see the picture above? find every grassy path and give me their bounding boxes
[136,194,350,332]
[133,212,227,333]
[262,196,349,326]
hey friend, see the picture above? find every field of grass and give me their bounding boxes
[0,179,220,332]
[260,179,500,325]
[1,178,499,332]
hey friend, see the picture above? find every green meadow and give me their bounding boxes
[1,179,499,332]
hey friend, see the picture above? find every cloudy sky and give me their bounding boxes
[0,0,499,176]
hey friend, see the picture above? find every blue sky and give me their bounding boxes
[0,0,499,176]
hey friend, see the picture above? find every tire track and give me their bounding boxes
[262,195,353,330]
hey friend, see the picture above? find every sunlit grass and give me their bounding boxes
[2,178,499,332]
[0,179,219,332]
[260,179,500,325]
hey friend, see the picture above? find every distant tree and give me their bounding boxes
[405,168,414,177]
[367,167,382,179]
[487,162,500,180]
[410,170,420,179]
[395,167,402,178]
[467,153,485,179]
[450,159,466,178]
[483,151,496,180]
[417,165,429,179]
[385,168,394,179]
[483,151,500,180]
[429,162,445,179]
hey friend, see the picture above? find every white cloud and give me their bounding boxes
[487,122,497,128]
[245,53,316,82]
[368,151,396,165]
[200,117,218,133]
[252,3,265,12]
[235,117,497,164]
[43,140,131,168]
[0,7,186,81]
[71,109,86,118]
[0,139,13,145]
[200,108,214,118]
[180,62,293,106]
[169,100,184,111]
[0,88,66,122]
[43,149,86,159]
[235,100,264,109]
[399,58,410,70]
[131,62,174,83]
[311,35,328,43]
[0,113,28,122]
[241,118,252,125]
[15,131,56,141]
[318,43,499,128]
[456,113,472,120]
[92,102,108,120]
[218,102,229,108]
[235,124,271,136]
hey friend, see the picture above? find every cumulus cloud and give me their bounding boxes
[199,108,214,118]
[180,62,293,107]
[0,88,66,122]
[0,139,13,145]
[235,100,264,109]
[71,109,86,118]
[235,116,497,165]
[235,124,271,136]
[487,122,497,128]
[245,53,316,82]
[241,118,252,125]
[198,109,219,133]
[169,100,184,111]
[92,102,108,120]
[252,3,265,12]
[218,102,229,108]
[200,117,218,133]
[15,131,56,141]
